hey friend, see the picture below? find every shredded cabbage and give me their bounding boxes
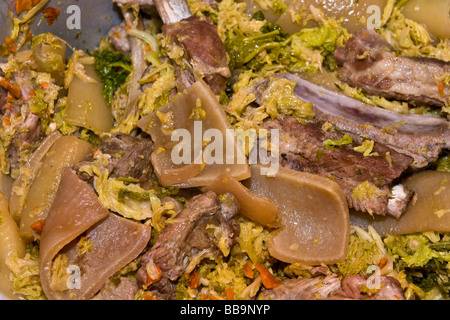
[6,249,45,300]
[93,168,155,221]
[235,217,272,265]
[323,133,353,150]
[384,233,450,297]
[337,229,384,276]
[380,7,450,61]
[64,50,97,89]
[351,181,389,203]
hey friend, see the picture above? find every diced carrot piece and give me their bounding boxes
[30,219,45,233]
[42,7,60,25]
[189,271,200,289]
[16,0,33,15]
[243,261,254,279]
[209,293,220,300]
[6,92,14,103]
[378,257,388,269]
[4,37,16,54]
[3,115,11,127]
[143,292,158,300]
[225,287,234,300]
[438,83,446,98]
[255,264,280,289]
[0,78,21,98]
[144,261,162,288]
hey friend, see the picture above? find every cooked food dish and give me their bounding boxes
[0,0,449,300]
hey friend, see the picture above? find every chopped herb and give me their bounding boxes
[93,50,132,105]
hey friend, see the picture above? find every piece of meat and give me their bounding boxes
[246,73,449,215]
[39,169,152,300]
[136,191,240,299]
[0,86,7,111]
[254,73,449,168]
[12,68,33,101]
[335,28,450,107]
[6,113,42,174]
[263,116,414,217]
[259,274,405,300]
[108,22,131,54]
[162,15,231,94]
[91,277,139,300]
[102,134,153,183]
[74,133,154,188]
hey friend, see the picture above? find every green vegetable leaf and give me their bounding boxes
[323,133,353,150]
[93,50,132,105]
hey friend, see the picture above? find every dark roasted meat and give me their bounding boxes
[248,73,449,216]
[162,16,231,94]
[263,116,414,217]
[74,133,154,188]
[136,191,240,299]
[265,73,449,168]
[335,28,450,107]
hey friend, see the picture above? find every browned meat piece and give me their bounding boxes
[162,16,231,94]
[136,191,240,299]
[335,28,450,107]
[6,113,42,174]
[259,274,405,300]
[254,73,449,168]
[263,116,414,217]
[0,87,6,111]
[247,73,449,215]
[91,278,139,300]
[74,133,154,188]
[101,134,153,183]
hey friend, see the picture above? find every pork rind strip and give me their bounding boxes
[40,168,151,300]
